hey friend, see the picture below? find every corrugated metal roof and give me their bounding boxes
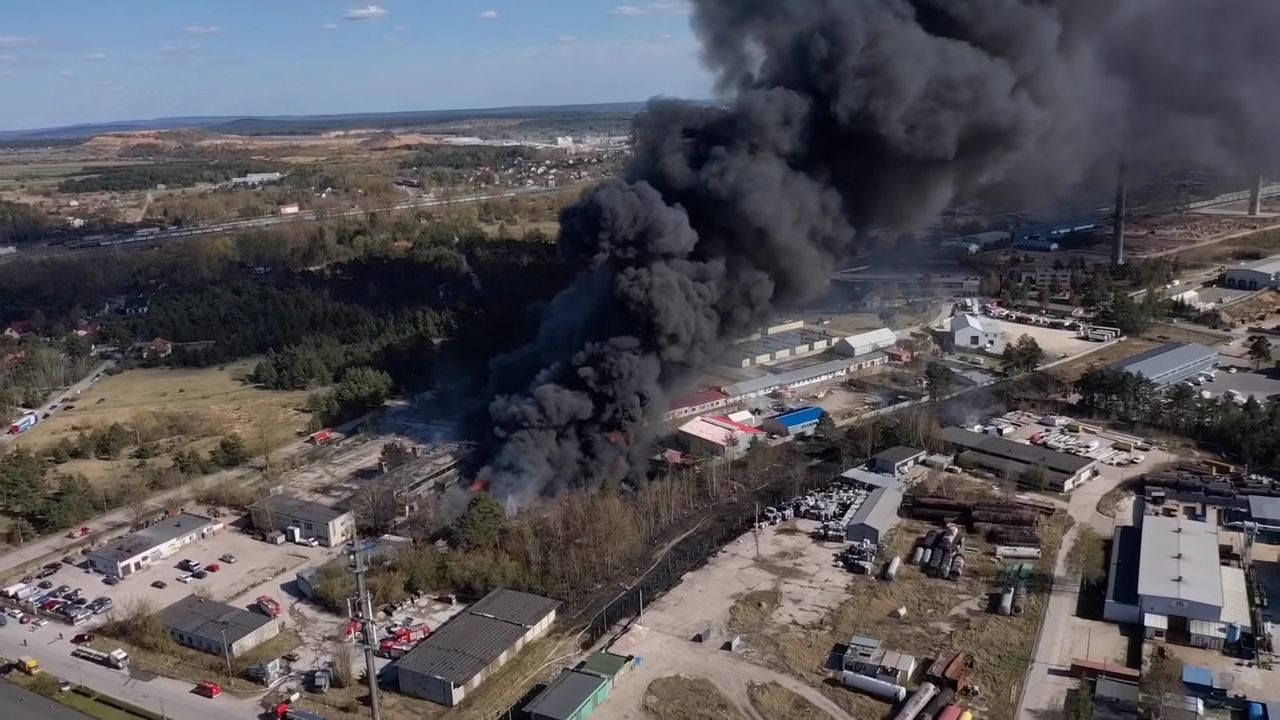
[668,389,728,411]
[468,588,561,628]
[873,446,924,465]
[1238,257,1280,275]
[1138,516,1222,610]
[157,594,274,646]
[677,417,761,447]
[938,427,1092,475]
[721,357,860,397]
[770,406,824,428]
[834,328,896,356]
[1107,342,1217,383]
[578,651,629,678]
[845,487,902,533]
[396,612,529,685]
[1220,566,1251,626]
[523,669,606,720]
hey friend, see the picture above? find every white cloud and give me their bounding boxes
[0,36,38,48]
[322,23,340,31]
[182,25,222,36]
[479,10,500,21]
[611,5,646,16]
[83,53,107,61]
[556,35,577,44]
[57,69,74,77]
[345,5,387,21]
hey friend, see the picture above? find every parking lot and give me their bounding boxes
[979,316,1098,359]
[1200,366,1280,402]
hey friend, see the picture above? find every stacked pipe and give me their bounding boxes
[920,687,957,720]
[892,682,939,720]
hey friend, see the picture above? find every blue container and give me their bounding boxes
[1227,622,1242,644]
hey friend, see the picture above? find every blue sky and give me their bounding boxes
[0,1,713,130]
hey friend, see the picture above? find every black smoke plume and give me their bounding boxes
[482,0,1280,500]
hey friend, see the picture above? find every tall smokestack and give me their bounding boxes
[1112,160,1127,268]
[1250,173,1264,216]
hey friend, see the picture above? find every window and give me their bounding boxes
[968,336,979,346]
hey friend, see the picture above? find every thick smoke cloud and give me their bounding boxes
[481,0,1280,501]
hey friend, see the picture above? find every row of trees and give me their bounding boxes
[57,160,281,193]
[1076,367,1280,473]
[1000,334,1045,376]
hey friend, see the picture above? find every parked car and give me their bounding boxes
[151,580,167,589]
[37,580,53,590]
[192,570,209,580]
[205,564,220,573]
[102,575,119,586]
[61,556,77,565]
[32,618,48,628]
[176,575,192,584]
[71,633,94,644]
[35,567,58,579]
[6,608,23,619]
[218,554,236,564]
[180,559,201,572]
[194,681,222,699]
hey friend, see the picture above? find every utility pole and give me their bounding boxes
[219,628,232,675]
[349,540,383,720]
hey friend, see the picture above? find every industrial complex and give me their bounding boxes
[1108,342,1220,387]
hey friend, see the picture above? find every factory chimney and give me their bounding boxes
[1250,173,1264,216]
[1112,161,1127,268]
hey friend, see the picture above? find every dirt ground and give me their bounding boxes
[979,317,1099,359]
[1140,322,1230,348]
[643,676,744,720]
[747,681,831,720]
[1047,338,1160,383]
[8,359,309,486]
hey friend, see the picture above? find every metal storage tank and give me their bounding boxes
[936,707,964,720]
[892,682,938,720]
[911,546,924,565]
[919,687,955,720]
[885,556,902,581]
[1012,585,1027,615]
[998,587,1014,615]
[840,671,907,702]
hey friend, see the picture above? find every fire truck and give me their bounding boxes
[255,595,283,618]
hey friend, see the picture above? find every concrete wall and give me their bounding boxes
[1104,600,1141,625]
[169,617,279,659]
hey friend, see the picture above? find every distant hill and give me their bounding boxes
[0,102,650,140]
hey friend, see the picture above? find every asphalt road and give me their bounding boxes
[0,360,115,451]
[0,681,92,720]
[0,628,255,720]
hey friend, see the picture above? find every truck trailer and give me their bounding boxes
[71,647,130,670]
[8,413,37,435]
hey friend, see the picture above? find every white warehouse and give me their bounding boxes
[86,513,217,578]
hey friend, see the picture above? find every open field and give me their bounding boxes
[8,359,310,486]
[1140,322,1230,348]
[748,681,831,720]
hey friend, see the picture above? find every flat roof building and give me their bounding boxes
[1224,257,1280,291]
[1248,495,1280,527]
[523,669,611,720]
[663,389,731,422]
[937,426,1097,492]
[157,594,280,658]
[838,467,905,492]
[86,513,215,578]
[1107,342,1218,387]
[249,495,354,547]
[761,406,826,437]
[677,415,763,460]
[871,446,925,475]
[396,589,559,706]
[1136,516,1251,649]
[833,328,897,358]
[720,354,887,400]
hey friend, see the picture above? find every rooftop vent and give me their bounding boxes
[1174,576,1183,582]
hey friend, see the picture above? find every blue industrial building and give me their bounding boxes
[762,406,826,437]
[1014,216,1103,246]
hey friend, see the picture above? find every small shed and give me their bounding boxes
[762,406,827,437]
[578,652,631,681]
[877,650,917,684]
[871,446,926,475]
[524,669,610,720]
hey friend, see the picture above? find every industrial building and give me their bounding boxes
[727,321,843,368]
[1223,256,1280,291]
[833,328,897,358]
[1107,342,1218,387]
[720,354,887,400]
[662,389,731,422]
[523,669,611,720]
[1014,238,1060,252]
[947,314,1002,353]
[937,427,1097,492]
[839,467,905,492]
[843,635,917,684]
[843,486,903,544]
[761,406,826,438]
[1134,516,1251,649]
[396,588,560,706]
[677,415,763,459]
[248,494,354,547]
[1104,526,1141,625]
[871,446,925,475]
[157,594,280,658]
[86,513,216,578]
[830,269,983,298]
[1247,495,1280,529]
